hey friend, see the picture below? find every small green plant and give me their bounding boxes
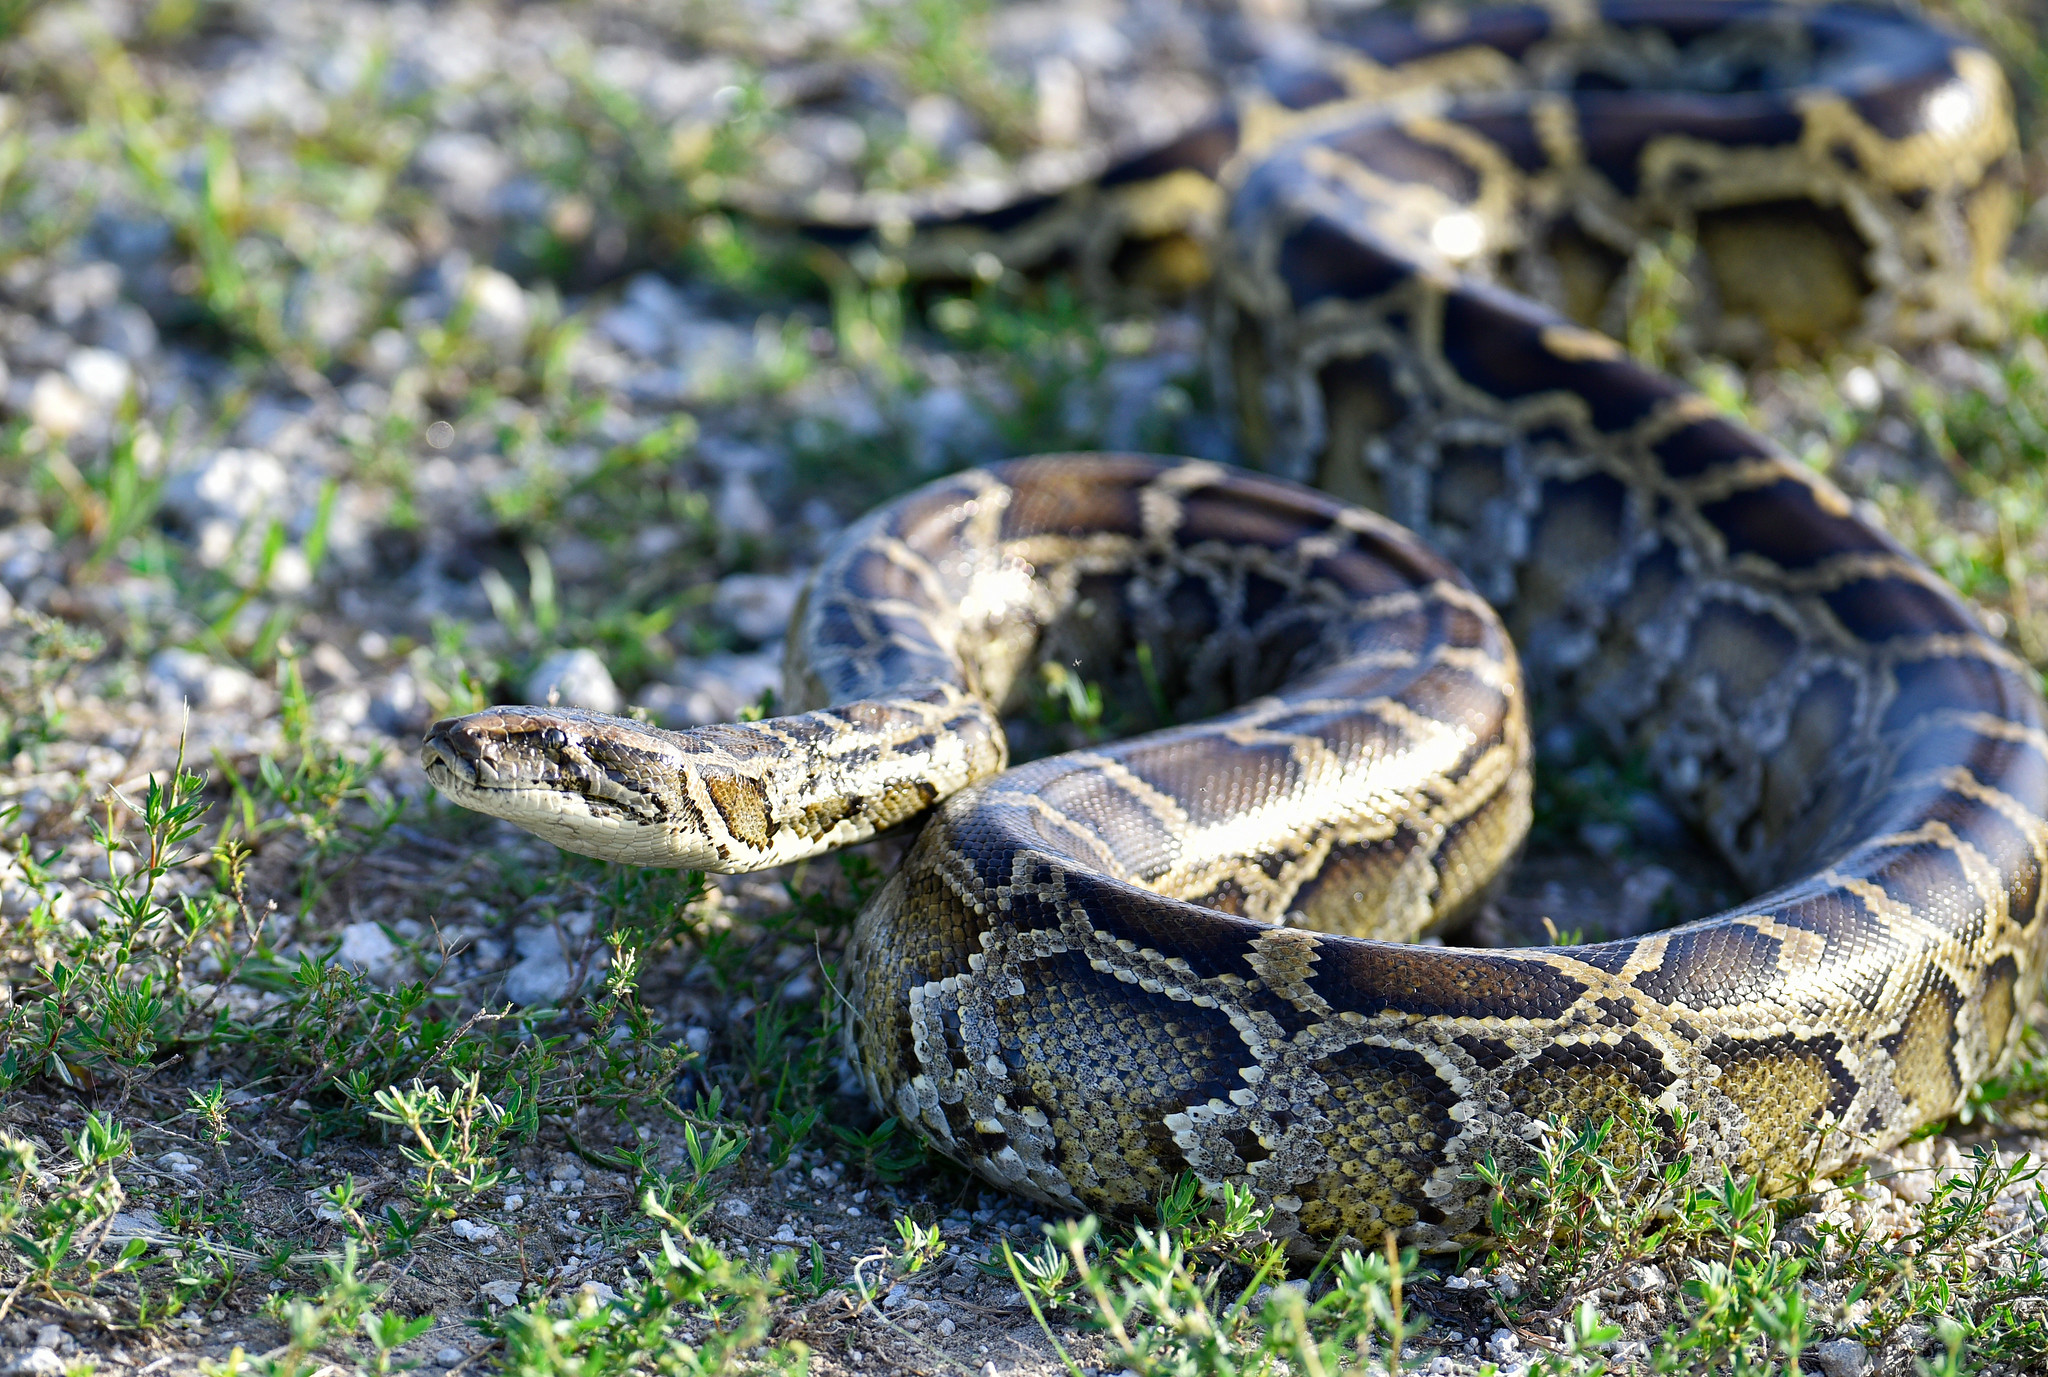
[893,1216,945,1275]
[1000,1182,1425,1377]
[1623,228,1697,372]
[490,1180,812,1376]
[216,655,401,913]
[0,746,264,1098]
[1038,660,1106,739]
[0,610,102,766]
[1812,1146,2048,1366]
[1471,1105,1706,1304]
[0,1115,147,1323]
[345,1073,518,1253]
[825,1115,928,1184]
[623,1115,750,1228]
[217,1241,411,1377]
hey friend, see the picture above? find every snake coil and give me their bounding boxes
[423,1,2048,1250]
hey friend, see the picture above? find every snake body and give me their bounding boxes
[421,2,2048,1250]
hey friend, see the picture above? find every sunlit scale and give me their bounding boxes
[1428,210,1486,261]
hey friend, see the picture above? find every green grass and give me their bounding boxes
[3,0,2048,1372]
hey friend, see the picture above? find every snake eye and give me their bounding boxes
[541,727,568,751]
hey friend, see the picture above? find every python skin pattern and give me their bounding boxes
[421,1,2048,1251]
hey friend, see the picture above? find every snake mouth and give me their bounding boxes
[419,707,696,817]
[419,716,522,794]
[418,711,607,812]
[419,722,473,786]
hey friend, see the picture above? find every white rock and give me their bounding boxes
[363,327,413,379]
[575,1279,621,1308]
[268,546,313,595]
[721,1198,752,1217]
[434,1348,465,1366]
[641,320,752,402]
[65,347,132,409]
[92,302,159,361]
[907,93,977,153]
[292,275,369,353]
[907,385,991,470]
[1870,1152,1933,1206]
[148,648,260,710]
[524,647,620,713]
[503,954,570,1007]
[625,271,688,322]
[515,925,561,960]
[773,1223,800,1242]
[46,261,122,325]
[165,447,289,526]
[1487,1328,1521,1363]
[1812,1338,1869,1377]
[599,303,670,358]
[635,650,782,727]
[7,1348,65,1377]
[28,371,88,437]
[337,921,399,976]
[449,1218,499,1241]
[713,572,805,644]
[682,1025,712,1055]
[479,1278,521,1308]
[0,520,52,588]
[463,268,530,357]
[370,671,426,735]
[503,927,571,1007]
[106,1209,162,1241]
[715,468,774,539]
[207,59,327,135]
[415,131,511,219]
[762,141,825,189]
[1034,55,1086,145]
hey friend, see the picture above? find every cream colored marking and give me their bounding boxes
[1532,92,1583,170]
[1539,323,1624,361]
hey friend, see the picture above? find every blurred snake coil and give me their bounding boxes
[420,1,2048,1251]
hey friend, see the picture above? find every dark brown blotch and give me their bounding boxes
[1631,923,1783,1011]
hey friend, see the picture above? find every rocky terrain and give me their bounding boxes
[2,0,2048,1374]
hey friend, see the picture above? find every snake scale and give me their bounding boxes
[420,1,2048,1251]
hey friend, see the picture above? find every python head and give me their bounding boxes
[420,706,753,869]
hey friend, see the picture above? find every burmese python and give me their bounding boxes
[421,1,2048,1250]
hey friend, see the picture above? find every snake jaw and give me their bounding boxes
[419,707,729,868]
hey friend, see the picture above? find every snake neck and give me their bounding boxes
[418,685,1005,872]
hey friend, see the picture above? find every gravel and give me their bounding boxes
[524,647,622,714]
[0,2,2040,1374]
